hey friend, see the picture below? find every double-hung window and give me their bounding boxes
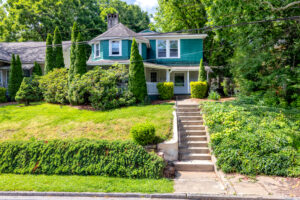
[109,40,122,56]
[94,43,100,58]
[150,72,157,82]
[157,39,179,58]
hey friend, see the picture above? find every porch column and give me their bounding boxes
[187,71,190,93]
[166,69,170,82]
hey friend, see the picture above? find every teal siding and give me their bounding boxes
[92,40,131,61]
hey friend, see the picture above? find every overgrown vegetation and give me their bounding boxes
[208,91,220,100]
[0,139,165,178]
[202,97,300,176]
[157,82,174,100]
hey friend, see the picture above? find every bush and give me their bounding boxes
[190,81,208,98]
[202,100,300,176]
[157,82,174,100]
[0,87,7,103]
[39,68,69,104]
[221,78,234,96]
[131,123,156,146]
[0,139,165,179]
[208,91,221,100]
[15,77,43,105]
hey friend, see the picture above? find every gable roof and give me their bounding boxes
[0,41,71,64]
[89,23,148,44]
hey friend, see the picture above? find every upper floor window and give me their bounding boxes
[109,40,122,56]
[95,43,100,58]
[156,39,180,58]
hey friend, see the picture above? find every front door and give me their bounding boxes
[174,72,188,94]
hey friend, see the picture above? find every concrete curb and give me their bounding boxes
[0,191,298,200]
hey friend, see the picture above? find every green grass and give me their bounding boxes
[0,102,173,141]
[0,174,174,193]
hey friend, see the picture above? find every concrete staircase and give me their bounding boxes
[174,104,214,172]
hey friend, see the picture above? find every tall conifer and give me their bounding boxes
[74,33,87,76]
[44,34,54,74]
[32,62,43,76]
[198,58,206,82]
[8,54,23,100]
[68,22,78,83]
[53,26,65,69]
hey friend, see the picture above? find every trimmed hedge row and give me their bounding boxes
[0,139,165,178]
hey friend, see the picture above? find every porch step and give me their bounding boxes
[179,116,203,120]
[181,135,207,141]
[177,104,199,108]
[179,147,210,154]
[174,160,214,171]
[180,120,203,125]
[177,108,200,113]
[180,153,212,161]
[177,112,200,116]
[180,141,208,147]
[180,125,205,130]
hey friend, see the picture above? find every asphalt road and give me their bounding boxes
[0,197,184,200]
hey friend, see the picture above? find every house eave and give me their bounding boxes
[142,34,208,40]
[88,37,149,45]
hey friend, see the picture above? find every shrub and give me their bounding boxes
[8,54,23,100]
[53,26,65,69]
[44,34,54,74]
[131,123,156,146]
[198,58,206,82]
[157,82,174,100]
[190,81,208,98]
[208,91,221,100]
[15,77,43,105]
[0,87,7,103]
[32,62,43,76]
[39,68,69,104]
[0,139,165,178]
[221,78,234,96]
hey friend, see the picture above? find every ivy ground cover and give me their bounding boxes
[202,99,300,177]
[0,102,173,141]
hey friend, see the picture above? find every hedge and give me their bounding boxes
[190,81,208,98]
[0,140,165,179]
[157,82,174,100]
[0,87,6,103]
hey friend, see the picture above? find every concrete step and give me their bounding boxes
[177,108,200,113]
[180,141,208,148]
[179,147,210,154]
[180,125,205,130]
[181,130,206,136]
[180,153,212,160]
[177,104,199,108]
[181,135,207,141]
[179,120,203,125]
[179,116,203,120]
[174,160,214,171]
[177,112,200,116]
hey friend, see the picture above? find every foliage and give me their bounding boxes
[0,87,6,103]
[202,99,300,176]
[0,174,174,193]
[39,68,69,104]
[0,139,165,178]
[100,0,150,33]
[190,81,208,98]
[221,78,234,97]
[8,54,23,100]
[198,59,206,82]
[157,82,174,100]
[32,62,42,76]
[68,22,78,85]
[73,33,87,76]
[131,123,156,146]
[129,38,147,102]
[208,91,220,100]
[53,27,65,69]
[44,34,54,74]
[15,77,43,106]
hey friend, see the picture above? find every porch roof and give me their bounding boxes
[86,59,130,66]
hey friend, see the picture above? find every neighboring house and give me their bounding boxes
[0,42,71,88]
[88,14,207,95]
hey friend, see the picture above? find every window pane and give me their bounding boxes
[170,40,178,57]
[175,73,184,86]
[150,72,157,82]
[112,41,120,55]
[157,40,166,57]
[95,44,100,57]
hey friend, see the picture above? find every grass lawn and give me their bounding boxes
[0,103,173,141]
[0,174,174,193]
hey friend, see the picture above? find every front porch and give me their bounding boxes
[144,64,198,95]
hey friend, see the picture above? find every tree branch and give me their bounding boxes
[263,1,300,11]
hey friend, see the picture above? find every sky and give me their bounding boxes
[124,0,158,15]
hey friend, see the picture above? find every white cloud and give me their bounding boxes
[134,0,158,13]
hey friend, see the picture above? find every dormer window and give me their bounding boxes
[156,39,180,58]
[109,40,122,56]
[95,43,100,58]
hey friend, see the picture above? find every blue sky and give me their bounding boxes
[124,0,158,15]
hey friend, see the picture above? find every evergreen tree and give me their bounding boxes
[53,26,65,69]
[74,33,87,76]
[198,58,206,82]
[32,62,42,76]
[68,22,78,84]
[15,77,43,106]
[8,54,23,100]
[128,38,147,102]
[44,34,54,74]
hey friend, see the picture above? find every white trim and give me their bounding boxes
[138,43,142,56]
[144,34,207,39]
[94,43,100,58]
[156,39,180,59]
[109,40,122,56]
[89,37,149,45]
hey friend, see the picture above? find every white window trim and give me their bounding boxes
[138,43,142,56]
[156,39,180,59]
[94,43,101,58]
[109,40,122,56]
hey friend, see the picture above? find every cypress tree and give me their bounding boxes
[44,34,54,74]
[8,54,23,100]
[53,26,65,69]
[68,22,78,83]
[74,33,87,76]
[128,38,147,102]
[32,62,43,76]
[198,58,206,82]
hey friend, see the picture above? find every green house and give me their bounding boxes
[87,14,208,95]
